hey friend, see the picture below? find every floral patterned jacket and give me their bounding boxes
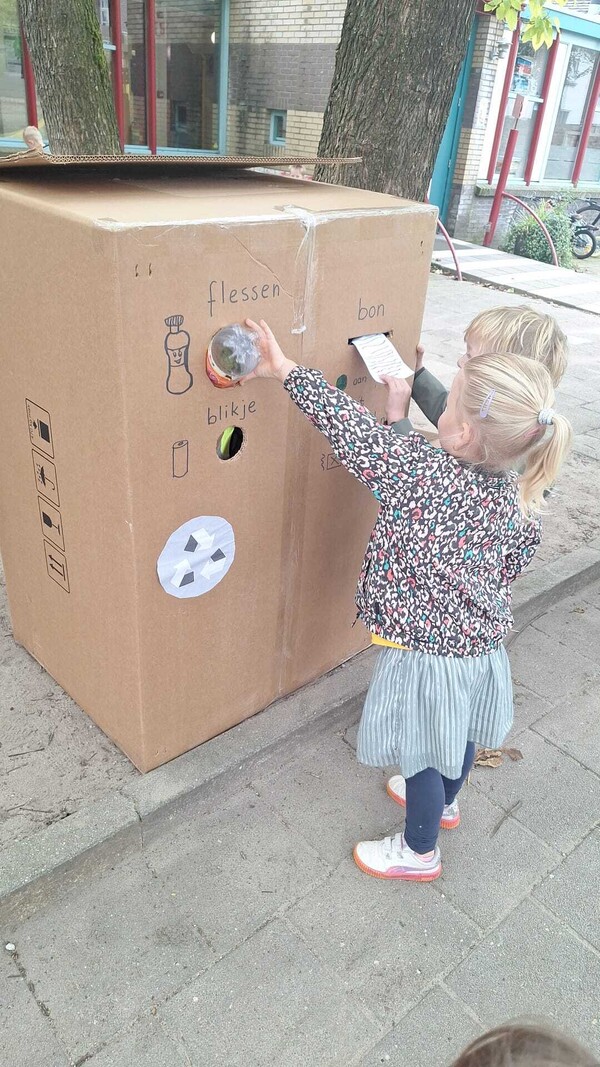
[284,366,541,658]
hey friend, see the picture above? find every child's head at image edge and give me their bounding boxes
[461,305,568,388]
[451,1021,599,1067]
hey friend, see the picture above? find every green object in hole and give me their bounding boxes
[219,426,235,458]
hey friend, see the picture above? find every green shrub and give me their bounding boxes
[502,201,574,268]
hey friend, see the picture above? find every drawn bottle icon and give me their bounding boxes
[164,315,193,394]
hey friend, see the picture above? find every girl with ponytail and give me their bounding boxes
[241,322,572,884]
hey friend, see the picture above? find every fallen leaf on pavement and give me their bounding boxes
[474,748,503,768]
[474,747,523,768]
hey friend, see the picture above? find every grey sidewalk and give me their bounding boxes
[432,236,600,316]
[2,581,600,1067]
[2,273,600,862]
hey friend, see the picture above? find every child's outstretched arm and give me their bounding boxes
[382,373,414,437]
[243,319,416,502]
[403,347,448,429]
[411,368,449,428]
[382,343,447,433]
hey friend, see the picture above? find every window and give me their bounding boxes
[95,0,112,43]
[545,45,599,180]
[0,0,27,138]
[1,0,226,155]
[122,0,148,146]
[269,110,287,146]
[158,0,219,151]
[494,42,549,180]
[120,0,223,151]
[579,86,600,182]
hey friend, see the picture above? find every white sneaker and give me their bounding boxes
[353,832,441,881]
[387,775,461,830]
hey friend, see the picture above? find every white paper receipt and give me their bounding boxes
[351,334,413,384]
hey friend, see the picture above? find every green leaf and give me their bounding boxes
[505,7,519,30]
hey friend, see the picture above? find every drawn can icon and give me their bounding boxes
[172,439,189,478]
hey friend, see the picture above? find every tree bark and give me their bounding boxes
[18,0,121,154]
[314,0,475,200]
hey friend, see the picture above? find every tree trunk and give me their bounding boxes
[18,0,121,154]
[314,0,475,200]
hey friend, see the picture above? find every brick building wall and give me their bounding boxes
[226,0,346,156]
[444,15,506,241]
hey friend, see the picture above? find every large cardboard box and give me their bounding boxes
[0,157,436,771]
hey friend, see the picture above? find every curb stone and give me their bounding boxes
[2,542,600,925]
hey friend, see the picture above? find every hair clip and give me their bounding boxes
[479,389,496,419]
[537,408,555,426]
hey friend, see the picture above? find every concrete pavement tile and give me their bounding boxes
[250,734,394,865]
[547,396,600,435]
[533,830,600,951]
[6,858,211,1061]
[532,688,600,775]
[359,985,481,1067]
[287,858,480,1019]
[531,596,600,649]
[0,953,70,1067]
[471,729,600,852]
[85,1016,188,1067]
[437,789,560,929]
[161,919,380,1066]
[582,580,600,609]
[142,788,328,958]
[511,684,549,731]
[446,898,600,1056]
[573,434,600,461]
[509,627,600,704]
[559,377,600,403]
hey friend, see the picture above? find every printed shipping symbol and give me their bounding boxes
[38,498,64,550]
[32,452,60,506]
[44,542,69,593]
[26,400,54,458]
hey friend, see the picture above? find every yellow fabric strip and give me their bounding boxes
[371,635,408,651]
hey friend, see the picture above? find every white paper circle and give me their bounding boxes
[157,515,235,599]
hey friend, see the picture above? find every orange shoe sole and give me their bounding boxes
[353,846,442,881]
[386,781,461,830]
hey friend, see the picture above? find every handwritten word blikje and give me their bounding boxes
[351,334,413,384]
[207,400,256,425]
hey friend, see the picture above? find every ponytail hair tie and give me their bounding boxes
[538,408,555,426]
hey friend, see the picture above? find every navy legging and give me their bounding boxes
[403,742,475,854]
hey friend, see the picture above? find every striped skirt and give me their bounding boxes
[357,646,513,780]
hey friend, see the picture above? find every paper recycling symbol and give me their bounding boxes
[157,515,235,599]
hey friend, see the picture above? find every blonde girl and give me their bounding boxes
[243,319,572,882]
[388,304,568,430]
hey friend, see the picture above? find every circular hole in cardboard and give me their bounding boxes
[217,426,244,460]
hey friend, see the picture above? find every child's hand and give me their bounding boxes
[381,375,412,423]
[415,343,425,372]
[242,319,297,383]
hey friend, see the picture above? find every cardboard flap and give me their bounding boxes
[0,149,362,173]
